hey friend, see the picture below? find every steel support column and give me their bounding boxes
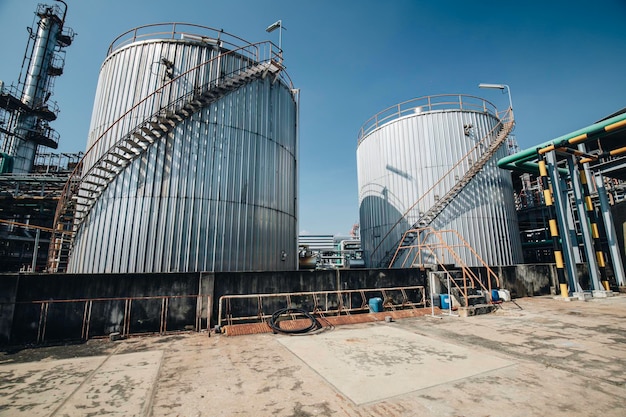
[566,154,602,291]
[594,173,626,286]
[546,151,582,293]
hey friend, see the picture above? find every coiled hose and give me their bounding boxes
[268,307,320,335]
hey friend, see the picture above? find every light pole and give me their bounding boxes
[266,20,285,56]
[478,83,513,115]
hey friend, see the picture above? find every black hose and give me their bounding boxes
[268,307,319,335]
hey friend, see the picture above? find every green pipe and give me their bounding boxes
[498,111,626,173]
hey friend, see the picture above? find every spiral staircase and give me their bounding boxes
[47,47,284,272]
[374,110,515,269]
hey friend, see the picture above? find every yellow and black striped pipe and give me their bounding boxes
[498,111,626,174]
[538,154,569,297]
[580,146,626,164]
[540,117,626,155]
[578,165,611,291]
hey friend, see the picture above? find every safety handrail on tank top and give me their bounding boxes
[370,107,514,266]
[48,40,291,271]
[358,94,499,144]
[108,23,265,56]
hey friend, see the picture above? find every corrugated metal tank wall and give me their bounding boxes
[68,31,298,273]
[357,97,523,268]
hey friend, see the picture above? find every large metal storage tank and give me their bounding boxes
[68,24,298,273]
[357,94,523,268]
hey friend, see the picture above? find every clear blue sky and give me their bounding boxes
[1,0,625,235]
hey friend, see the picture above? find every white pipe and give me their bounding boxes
[430,273,435,317]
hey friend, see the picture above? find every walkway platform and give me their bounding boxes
[1,295,625,416]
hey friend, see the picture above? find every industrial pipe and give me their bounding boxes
[580,146,626,164]
[498,111,626,173]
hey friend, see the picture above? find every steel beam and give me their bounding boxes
[546,151,582,293]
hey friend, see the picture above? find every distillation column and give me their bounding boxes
[1,2,73,173]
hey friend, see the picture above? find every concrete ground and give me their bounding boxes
[1,295,626,417]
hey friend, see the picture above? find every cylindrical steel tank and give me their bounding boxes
[357,94,523,268]
[68,24,298,273]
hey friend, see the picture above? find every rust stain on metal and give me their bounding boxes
[221,308,440,336]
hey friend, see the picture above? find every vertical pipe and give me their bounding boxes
[447,272,453,315]
[207,295,212,337]
[538,154,569,297]
[31,228,40,271]
[577,161,610,291]
[195,295,202,332]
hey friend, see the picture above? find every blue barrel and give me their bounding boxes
[368,297,383,313]
[439,294,450,309]
[491,289,500,302]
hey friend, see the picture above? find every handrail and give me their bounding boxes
[218,285,426,328]
[3,294,211,343]
[73,62,269,224]
[48,39,292,270]
[109,22,263,55]
[82,40,286,172]
[370,108,513,263]
[391,227,500,304]
[54,41,285,219]
[358,94,498,143]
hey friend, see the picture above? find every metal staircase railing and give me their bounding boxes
[47,42,286,272]
[71,60,282,227]
[373,109,514,268]
[389,227,501,307]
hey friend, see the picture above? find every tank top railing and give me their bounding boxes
[108,23,274,57]
[358,94,499,144]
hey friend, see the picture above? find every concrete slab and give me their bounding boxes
[0,350,162,416]
[1,296,626,416]
[277,323,514,405]
[0,355,103,416]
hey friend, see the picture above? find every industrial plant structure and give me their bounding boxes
[49,24,299,273]
[0,2,79,272]
[499,109,626,296]
[357,95,522,269]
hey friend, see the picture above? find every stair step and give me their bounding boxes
[103,158,123,167]
[133,132,152,143]
[149,121,169,131]
[118,145,139,155]
[157,116,176,127]
[176,108,191,117]
[51,61,273,271]
[96,165,117,174]
[139,127,159,138]
[109,150,132,161]
[165,112,184,122]
[82,179,104,187]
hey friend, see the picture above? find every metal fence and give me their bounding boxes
[218,285,426,328]
[5,294,211,344]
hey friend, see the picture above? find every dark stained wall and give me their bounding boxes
[2,265,552,346]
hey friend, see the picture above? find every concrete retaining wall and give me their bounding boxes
[1,265,550,346]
